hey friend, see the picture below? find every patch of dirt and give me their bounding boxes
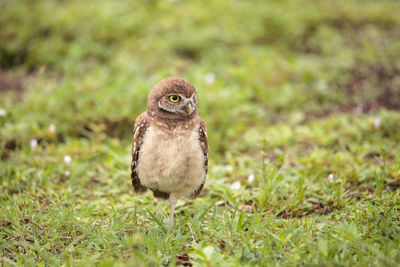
[294,12,399,54]
[219,240,226,251]
[0,70,24,94]
[344,179,382,200]
[102,117,133,138]
[277,200,335,219]
[84,176,107,189]
[387,180,400,192]
[174,46,201,61]
[0,219,12,227]
[240,204,254,213]
[305,62,400,121]
[0,139,19,160]
[304,103,377,122]
[342,63,400,110]
[0,47,29,70]
[1,133,66,161]
[364,151,381,159]
[78,117,133,139]
[176,254,192,266]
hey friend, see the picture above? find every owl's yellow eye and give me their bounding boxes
[169,95,180,102]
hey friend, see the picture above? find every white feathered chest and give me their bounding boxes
[137,124,206,198]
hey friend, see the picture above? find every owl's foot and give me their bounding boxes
[169,192,178,226]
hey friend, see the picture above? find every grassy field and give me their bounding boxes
[1,0,400,266]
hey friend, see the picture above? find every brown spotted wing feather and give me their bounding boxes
[131,113,149,194]
[193,119,208,197]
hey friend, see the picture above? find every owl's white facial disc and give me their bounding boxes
[158,93,197,115]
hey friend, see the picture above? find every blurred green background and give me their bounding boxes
[1,0,400,151]
[1,0,400,266]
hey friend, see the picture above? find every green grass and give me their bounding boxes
[1,0,400,266]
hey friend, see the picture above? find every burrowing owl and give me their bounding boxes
[131,77,209,224]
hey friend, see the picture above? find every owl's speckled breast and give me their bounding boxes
[137,123,206,198]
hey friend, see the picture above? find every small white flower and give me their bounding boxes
[64,155,72,165]
[65,171,70,176]
[230,181,241,190]
[328,173,334,183]
[30,139,38,150]
[373,118,381,129]
[248,174,255,183]
[224,165,233,172]
[49,124,56,133]
[0,109,6,116]
[204,73,215,84]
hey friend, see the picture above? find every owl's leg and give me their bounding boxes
[169,192,178,226]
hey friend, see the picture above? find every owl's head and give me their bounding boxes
[147,77,198,120]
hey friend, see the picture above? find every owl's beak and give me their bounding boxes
[185,103,193,115]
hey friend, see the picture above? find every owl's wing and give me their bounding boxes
[131,114,149,194]
[194,119,209,197]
